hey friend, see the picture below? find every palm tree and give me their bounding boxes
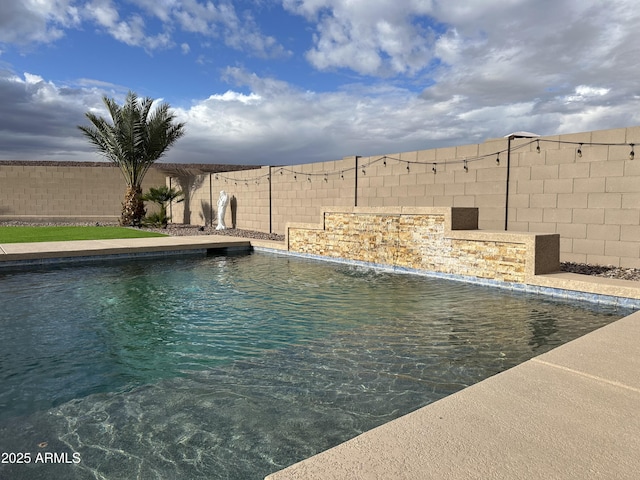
[142,185,184,228]
[78,91,186,226]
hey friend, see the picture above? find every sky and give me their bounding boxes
[1,0,640,166]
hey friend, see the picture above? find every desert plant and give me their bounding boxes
[78,91,185,226]
[142,185,184,228]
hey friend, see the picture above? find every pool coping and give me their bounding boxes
[1,235,639,479]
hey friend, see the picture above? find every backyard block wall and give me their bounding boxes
[286,207,560,284]
[180,125,640,268]
[0,163,170,222]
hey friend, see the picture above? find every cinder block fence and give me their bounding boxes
[177,126,640,268]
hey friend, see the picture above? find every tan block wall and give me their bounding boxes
[286,207,558,284]
[0,163,168,222]
[181,126,640,268]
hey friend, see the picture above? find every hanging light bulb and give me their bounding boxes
[536,140,541,153]
[432,163,437,174]
[362,168,366,175]
[324,174,328,182]
[383,158,387,167]
[406,164,410,172]
[630,144,635,160]
[577,143,583,158]
[496,154,500,165]
[340,171,344,179]
[463,160,468,172]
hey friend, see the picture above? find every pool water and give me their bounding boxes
[0,252,633,479]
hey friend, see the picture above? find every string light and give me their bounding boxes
[206,137,637,186]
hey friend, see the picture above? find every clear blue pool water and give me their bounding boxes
[0,251,633,479]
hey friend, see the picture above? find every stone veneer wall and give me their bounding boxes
[287,207,560,284]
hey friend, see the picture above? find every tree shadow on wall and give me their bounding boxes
[162,167,206,225]
[230,195,237,228]
[200,200,212,226]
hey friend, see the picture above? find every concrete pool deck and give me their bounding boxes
[0,235,638,479]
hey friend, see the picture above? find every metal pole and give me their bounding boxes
[505,135,512,231]
[354,156,360,207]
[268,166,273,234]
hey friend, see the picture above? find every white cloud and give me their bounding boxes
[564,86,610,103]
[284,0,435,76]
[84,0,173,50]
[0,0,80,44]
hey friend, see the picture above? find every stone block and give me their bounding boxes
[573,239,605,255]
[573,177,605,193]
[573,208,604,224]
[588,192,621,209]
[557,193,588,209]
[591,127,627,145]
[587,224,621,241]
[591,161,624,178]
[530,165,559,180]
[543,208,572,223]
[557,222,587,239]
[604,208,640,225]
[620,225,640,242]
[530,193,557,208]
[543,179,573,194]
[605,240,639,258]
[606,176,640,193]
[516,180,544,194]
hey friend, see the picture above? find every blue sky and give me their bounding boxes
[1,0,640,166]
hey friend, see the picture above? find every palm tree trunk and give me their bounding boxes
[121,185,146,226]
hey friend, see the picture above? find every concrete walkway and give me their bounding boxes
[0,236,638,479]
[0,235,256,263]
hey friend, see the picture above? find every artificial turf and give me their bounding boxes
[0,226,168,243]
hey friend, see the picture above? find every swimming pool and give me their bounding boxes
[0,251,633,479]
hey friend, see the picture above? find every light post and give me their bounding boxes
[504,131,539,230]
